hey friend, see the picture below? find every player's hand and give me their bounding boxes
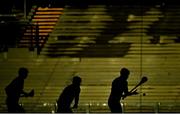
[72,104,78,109]
[28,89,34,97]
[23,93,29,97]
[71,105,78,113]
[122,90,139,100]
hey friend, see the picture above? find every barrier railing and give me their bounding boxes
[1,102,179,113]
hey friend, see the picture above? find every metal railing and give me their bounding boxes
[1,102,179,113]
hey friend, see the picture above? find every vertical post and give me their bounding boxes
[53,102,57,113]
[29,23,34,51]
[35,22,40,55]
[155,102,160,113]
[24,0,27,20]
[121,102,125,113]
[86,103,90,113]
[139,3,144,113]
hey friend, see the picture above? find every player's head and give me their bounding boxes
[120,68,130,80]
[72,76,82,86]
[18,67,29,79]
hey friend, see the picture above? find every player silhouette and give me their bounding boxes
[57,76,82,113]
[5,67,34,112]
[108,68,137,113]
